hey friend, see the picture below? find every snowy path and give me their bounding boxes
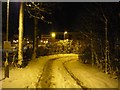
[36,54,118,88]
[36,58,58,88]
[51,58,82,88]
[36,56,82,88]
[1,54,118,89]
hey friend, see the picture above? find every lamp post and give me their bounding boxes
[51,32,56,38]
[64,31,67,40]
[51,32,56,43]
[51,32,56,39]
[18,2,24,66]
[4,0,10,78]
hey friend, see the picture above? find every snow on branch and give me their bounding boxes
[100,7,107,22]
[29,0,52,14]
[25,2,52,24]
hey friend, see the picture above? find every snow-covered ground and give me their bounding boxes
[65,59,118,88]
[0,54,119,89]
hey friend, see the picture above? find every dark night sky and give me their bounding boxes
[2,2,120,40]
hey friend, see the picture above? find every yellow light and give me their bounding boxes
[27,41,29,44]
[13,40,15,43]
[51,32,56,38]
[64,31,67,34]
[16,40,18,42]
[46,41,48,43]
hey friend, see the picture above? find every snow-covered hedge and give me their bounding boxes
[47,40,80,54]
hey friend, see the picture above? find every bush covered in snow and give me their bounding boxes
[80,46,92,64]
[46,40,80,54]
[36,46,49,57]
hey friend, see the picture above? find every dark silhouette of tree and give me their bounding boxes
[25,2,54,59]
[76,2,119,76]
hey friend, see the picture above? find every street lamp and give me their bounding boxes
[51,32,56,43]
[51,32,56,38]
[4,0,10,78]
[64,31,67,40]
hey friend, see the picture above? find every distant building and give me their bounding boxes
[39,35,53,45]
[39,31,81,45]
[55,32,81,40]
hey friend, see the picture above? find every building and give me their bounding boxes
[55,32,81,40]
[39,35,53,45]
[39,31,81,46]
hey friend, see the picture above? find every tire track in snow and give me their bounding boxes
[36,58,58,88]
[63,59,89,90]
[52,58,82,88]
[36,57,69,88]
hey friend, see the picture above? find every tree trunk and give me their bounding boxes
[18,2,24,66]
[104,19,109,74]
[101,8,109,74]
[32,18,38,59]
[91,31,94,66]
[93,50,99,66]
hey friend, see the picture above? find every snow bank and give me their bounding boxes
[65,60,118,88]
[1,54,77,88]
[1,55,57,88]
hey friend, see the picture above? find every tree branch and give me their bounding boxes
[27,2,52,24]
[29,0,52,14]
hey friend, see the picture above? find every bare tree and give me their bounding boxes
[25,2,52,59]
[78,3,119,75]
[100,7,109,74]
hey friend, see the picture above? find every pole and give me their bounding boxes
[4,0,10,78]
[32,17,38,59]
[6,0,9,41]
[18,2,24,67]
[64,33,65,40]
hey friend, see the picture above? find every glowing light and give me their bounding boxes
[27,41,29,44]
[41,40,43,42]
[16,40,18,42]
[64,31,67,34]
[46,41,48,43]
[51,32,56,38]
[13,40,16,43]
